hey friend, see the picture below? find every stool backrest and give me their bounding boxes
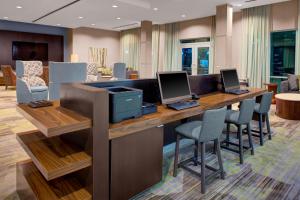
[199,107,227,142]
[238,98,255,124]
[258,92,273,114]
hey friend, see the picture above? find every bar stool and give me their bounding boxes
[173,107,227,194]
[252,92,273,146]
[222,99,255,164]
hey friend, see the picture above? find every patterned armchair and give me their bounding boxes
[16,61,48,103]
[1,65,16,90]
[86,63,100,82]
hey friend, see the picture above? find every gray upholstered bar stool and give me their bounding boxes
[252,92,273,146]
[222,98,255,164]
[173,107,227,194]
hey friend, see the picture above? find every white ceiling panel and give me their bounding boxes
[0,0,290,30]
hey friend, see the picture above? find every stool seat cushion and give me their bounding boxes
[254,103,260,113]
[30,86,48,93]
[225,110,240,124]
[175,121,202,140]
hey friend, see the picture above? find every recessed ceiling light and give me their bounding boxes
[112,5,118,8]
[91,23,96,26]
[233,3,243,7]
[16,6,22,9]
[116,17,121,20]
[3,17,8,19]
[153,7,158,11]
[181,14,186,18]
[78,16,84,19]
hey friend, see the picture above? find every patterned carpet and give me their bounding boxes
[0,87,300,200]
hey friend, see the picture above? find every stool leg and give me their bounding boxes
[173,134,180,177]
[194,140,198,166]
[216,139,225,179]
[266,113,271,140]
[201,142,206,194]
[258,114,264,146]
[238,125,244,164]
[247,123,254,155]
[213,140,217,155]
[226,123,230,147]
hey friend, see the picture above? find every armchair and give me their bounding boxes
[86,63,100,82]
[16,61,48,103]
[1,65,16,90]
[113,63,126,79]
[49,62,87,100]
[280,75,300,93]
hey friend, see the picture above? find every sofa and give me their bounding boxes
[281,74,300,93]
[16,61,48,103]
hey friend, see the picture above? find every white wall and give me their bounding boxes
[72,27,120,68]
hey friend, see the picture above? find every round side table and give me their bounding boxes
[275,93,300,120]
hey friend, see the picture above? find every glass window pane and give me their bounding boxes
[271,31,296,77]
[182,48,192,75]
[197,47,209,75]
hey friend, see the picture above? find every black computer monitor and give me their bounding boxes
[157,71,192,104]
[220,69,240,91]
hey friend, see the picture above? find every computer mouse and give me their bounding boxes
[192,93,200,100]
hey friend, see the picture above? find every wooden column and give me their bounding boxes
[214,4,233,73]
[140,21,153,78]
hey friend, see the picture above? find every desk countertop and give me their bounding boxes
[109,88,266,140]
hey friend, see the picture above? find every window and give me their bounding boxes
[270,31,296,85]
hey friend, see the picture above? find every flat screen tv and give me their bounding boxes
[12,41,48,61]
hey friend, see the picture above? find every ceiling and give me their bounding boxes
[0,0,289,31]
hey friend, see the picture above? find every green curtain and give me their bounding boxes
[163,23,180,71]
[295,0,300,74]
[120,28,140,70]
[209,16,216,74]
[152,25,160,76]
[241,5,271,88]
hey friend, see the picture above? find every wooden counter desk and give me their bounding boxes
[16,78,267,200]
[109,88,266,139]
[109,87,266,200]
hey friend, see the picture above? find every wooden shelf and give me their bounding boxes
[17,160,92,200]
[17,131,92,181]
[17,102,92,137]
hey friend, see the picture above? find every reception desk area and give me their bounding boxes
[15,74,266,200]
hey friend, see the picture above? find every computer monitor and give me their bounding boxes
[220,69,240,91]
[157,71,192,105]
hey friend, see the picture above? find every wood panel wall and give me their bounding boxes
[0,30,64,69]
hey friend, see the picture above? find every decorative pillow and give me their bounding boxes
[22,76,46,87]
[87,63,98,76]
[23,61,43,76]
[297,75,300,91]
[288,74,299,91]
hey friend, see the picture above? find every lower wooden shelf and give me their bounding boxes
[17,160,92,200]
[17,131,92,181]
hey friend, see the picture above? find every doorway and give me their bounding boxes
[181,42,210,75]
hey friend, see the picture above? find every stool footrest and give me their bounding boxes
[178,158,224,182]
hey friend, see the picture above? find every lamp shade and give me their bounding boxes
[70,54,79,62]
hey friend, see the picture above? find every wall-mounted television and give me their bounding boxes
[12,41,48,61]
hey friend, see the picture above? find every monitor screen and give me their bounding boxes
[221,69,240,89]
[12,41,48,61]
[157,71,191,104]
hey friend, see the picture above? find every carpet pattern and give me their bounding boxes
[0,87,300,200]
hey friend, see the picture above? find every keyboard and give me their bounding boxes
[167,100,199,110]
[227,89,249,95]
